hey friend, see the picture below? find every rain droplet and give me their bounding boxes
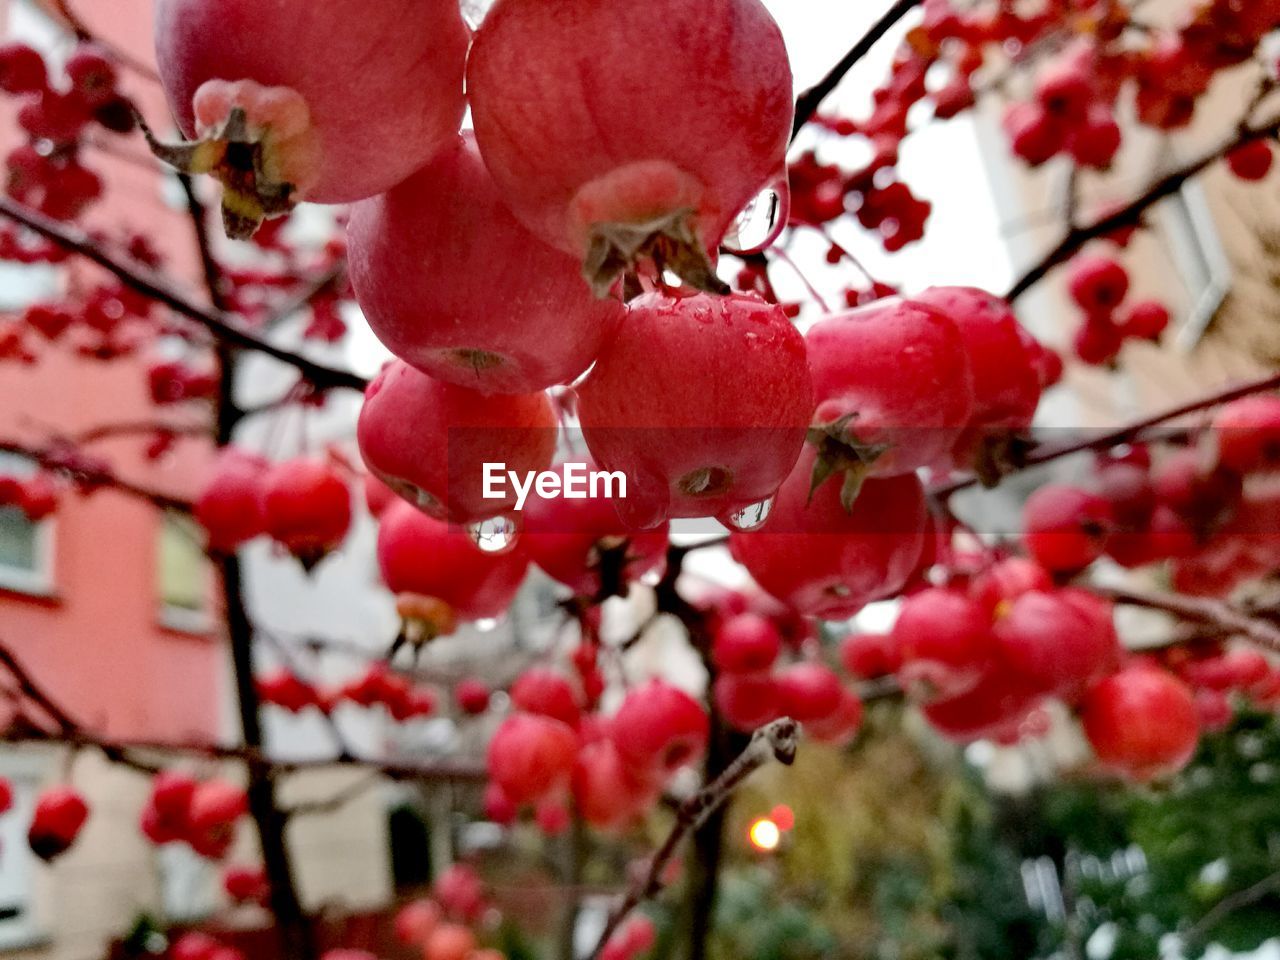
[721,178,789,255]
[460,0,497,29]
[474,617,502,633]
[726,497,774,531]
[468,516,519,554]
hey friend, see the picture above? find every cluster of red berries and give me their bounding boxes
[139,772,248,860]
[1066,254,1169,365]
[711,609,864,744]
[0,470,59,521]
[1021,397,1280,593]
[394,864,503,960]
[258,663,439,722]
[0,40,132,222]
[484,676,707,834]
[195,452,351,567]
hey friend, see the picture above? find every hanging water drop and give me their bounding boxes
[468,515,519,554]
[726,496,774,531]
[474,617,502,633]
[721,177,789,256]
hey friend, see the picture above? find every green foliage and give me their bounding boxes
[700,709,1280,960]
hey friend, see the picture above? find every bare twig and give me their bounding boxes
[586,717,800,960]
[0,197,369,392]
[791,0,925,138]
[0,437,193,513]
[933,369,1280,498]
[1006,116,1280,301]
[1098,585,1280,655]
[1183,868,1280,948]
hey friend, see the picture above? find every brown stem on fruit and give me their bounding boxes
[791,0,925,139]
[932,368,1280,498]
[0,196,368,392]
[584,209,728,298]
[1005,115,1280,301]
[1097,585,1280,655]
[0,437,194,513]
[586,717,799,960]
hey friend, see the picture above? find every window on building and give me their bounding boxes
[156,843,218,922]
[157,512,210,633]
[0,454,54,597]
[0,755,51,948]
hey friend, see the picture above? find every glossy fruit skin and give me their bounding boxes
[573,740,656,830]
[468,0,792,258]
[969,558,1052,615]
[921,659,1041,742]
[912,286,1041,461]
[348,136,623,394]
[804,690,864,745]
[521,459,669,596]
[730,448,926,619]
[1226,140,1273,181]
[486,713,579,805]
[805,297,974,475]
[1022,483,1113,573]
[510,669,582,729]
[1079,666,1200,780]
[775,663,843,723]
[259,458,351,561]
[1213,395,1280,474]
[838,632,901,679]
[1067,255,1129,315]
[713,672,781,732]
[712,613,782,674]
[376,501,529,622]
[577,292,813,529]
[196,449,267,553]
[609,680,709,780]
[28,787,89,861]
[358,360,557,524]
[993,589,1119,698]
[154,0,468,204]
[455,679,492,716]
[894,589,995,699]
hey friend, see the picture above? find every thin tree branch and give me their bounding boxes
[932,368,1280,499]
[791,0,925,139]
[0,197,369,392]
[586,717,800,960]
[1183,868,1280,948]
[1098,585,1280,655]
[1005,116,1280,301]
[0,437,193,513]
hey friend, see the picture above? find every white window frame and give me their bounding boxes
[0,752,52,949]
[0,453,56,598]
[156,513,212,635]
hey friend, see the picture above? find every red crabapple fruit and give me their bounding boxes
[195,448,267,554]
[1079,665,1199,780]
[348,136,623,394]
[468,0,793,293]
[358,360,557,525]
[259,457,351,569]
[576,291,812,529]
[609,681,709,780]
[1212,394,1280,474]
[993,589,1119,698]
[713,672,782,733]
[521,459,669,597]
[774,663,843,723]
[1022,483,1113,573]
[730,448,926,619]
[893,588,995,700]
[712,613,783,674]
[28,787,89,861]
[377,501,529,636]
[486,713,578,805]
[152,0,468,236]
[805,298,974,486]
[510,669,582,729]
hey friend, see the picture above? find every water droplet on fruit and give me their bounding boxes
[475,617,502,633]
[467,516,518,554]
[722,177,789,255]
[460,0,497,28]
[726,497,774,531]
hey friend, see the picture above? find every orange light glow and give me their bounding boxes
[748,817,781,851]
[770,804,795,831]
